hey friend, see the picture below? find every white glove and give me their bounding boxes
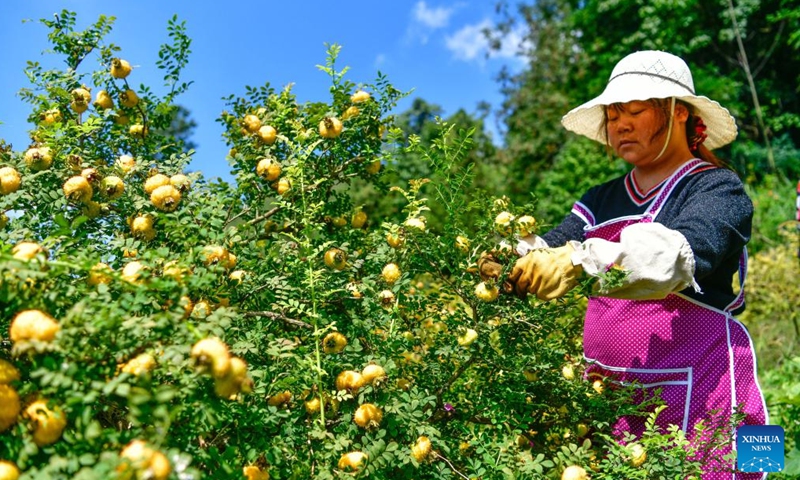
[570,222,701,300]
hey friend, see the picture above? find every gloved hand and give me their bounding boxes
[506,243,583,300]
[477,252,504,281]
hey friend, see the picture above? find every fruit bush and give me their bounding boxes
[0,12,744,480]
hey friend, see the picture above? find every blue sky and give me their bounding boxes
[0,1,525,183]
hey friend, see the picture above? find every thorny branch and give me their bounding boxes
[243,311,312,329]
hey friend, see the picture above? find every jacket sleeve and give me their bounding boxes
[540,212,587,247]
[661,169,752,281]
[569,222,700,299]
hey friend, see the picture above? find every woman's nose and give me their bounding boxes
[613,117,632,133]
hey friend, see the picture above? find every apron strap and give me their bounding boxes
[724,247,748,313]
[644,159,710,221]
[571,201,595,227]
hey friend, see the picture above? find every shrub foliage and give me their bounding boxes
[0,12,750,480]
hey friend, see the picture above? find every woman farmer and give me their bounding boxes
[486,50,768,478]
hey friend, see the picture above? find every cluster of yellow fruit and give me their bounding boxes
[4,308,67,449]
[190,337,253,399]
[71,83,139,120]
[559,441,646,479]
[337,434,432,474]
[108,57,146,132]
[0,360,23,479]
[328,90,382,172]
[0,459,20,480]
[232,88,382,207]
[63,58,139,130]
[18,149,186,226]
[494,211,537,238]
[468,211,538,303]
[561,465,588,480]
[365,221,428,311]
[9,308,60,353]
[0,169,12,226]
[1,315,67,471]
[375,263,404,309]
[117,439,171,480]
[237,111,293,196]
[202,244,237,270]
[5,58,163,228]
[243,464,270,480]
[325,208,369,230]
[319,90,370,140]
[241,113,278,146]
[60,165,120,216]
[119,352,157,377]
[255,157,290,196]
[0,359,21,433]
[142,172,189,213]
[334,362,386,397]
[307,364,384,451]
[301,364,386,421]
[105,245,234,315]
[330,362,389,472]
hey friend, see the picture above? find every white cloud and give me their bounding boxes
[413,1,456,29]
[445,19,491,61]
[406,1,462,45]
[374,53,387,69]
[445,19,528,64]
[405,3,528,67]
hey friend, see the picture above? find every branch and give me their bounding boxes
[435,355,476,402]
[246,206,281,226]
[433,452,470,480]
[751,20,785,78]
[243,311,312,329]
[726,0,777,173]
[225,205,252,226]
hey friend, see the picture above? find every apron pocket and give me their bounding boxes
[587,362,692,434]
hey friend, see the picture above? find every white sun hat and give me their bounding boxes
[561,50,737,150]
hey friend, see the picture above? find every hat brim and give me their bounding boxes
[560,73,737,150]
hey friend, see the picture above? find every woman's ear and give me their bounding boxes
[674,102,690,122]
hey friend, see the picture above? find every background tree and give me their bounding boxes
[153,104,198,154]
[351,97,505,232]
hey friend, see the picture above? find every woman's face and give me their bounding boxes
[606,100,672,166]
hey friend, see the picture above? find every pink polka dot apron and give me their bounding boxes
[576,159,768,479]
